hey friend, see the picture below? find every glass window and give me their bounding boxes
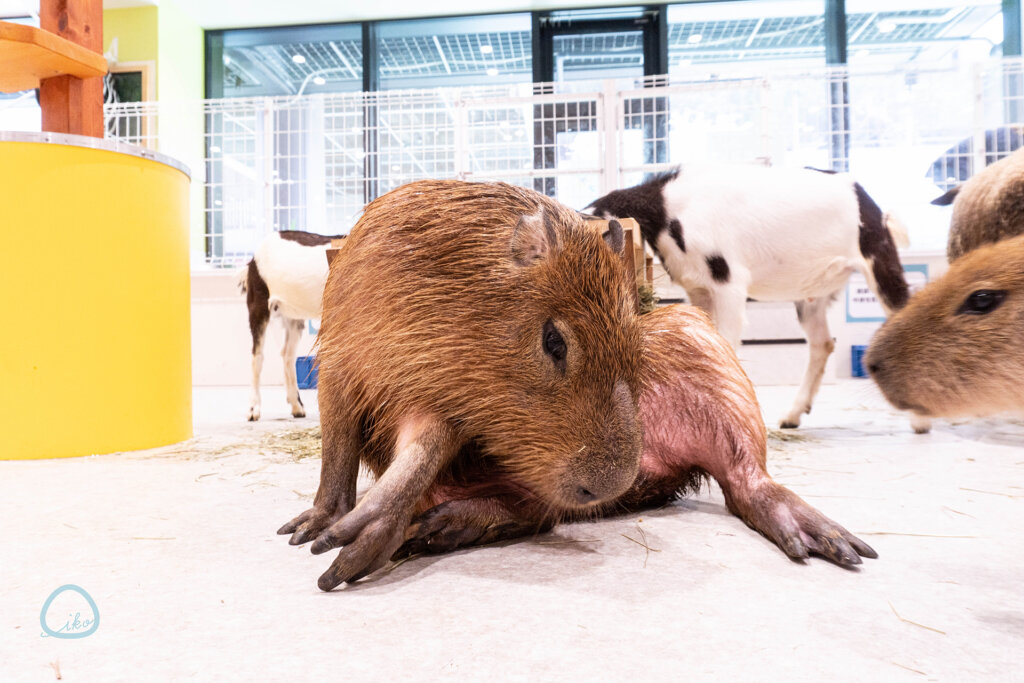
[844,1,1005,251]
[219,24,363,98]
[668,0,827,77]
[547,6,649,82]
[377,13,532,90]
[846,0,1003,66]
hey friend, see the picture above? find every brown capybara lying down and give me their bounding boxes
[280,180,646,590]
[279,180,875,590]
[866,234,1024,418]
[398,304,876,568]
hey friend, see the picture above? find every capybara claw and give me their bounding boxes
[777,534,809,561]
[277,507,337,545]
[746,483,877,568]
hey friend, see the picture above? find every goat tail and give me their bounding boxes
[930,185,961,206]
[236,262,251,295]
[883,211,910,249]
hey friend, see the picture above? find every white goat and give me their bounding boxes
[587,164,913,429]
[238,230,342,421]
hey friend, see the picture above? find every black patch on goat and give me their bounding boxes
[668,219,685,253]
[706,255,730,283]
[854,182,909,311]
[586,168,680,257]
[278,230,345,247]
[930,186,960,206]
[246,260,271,355]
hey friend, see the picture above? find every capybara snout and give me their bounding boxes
[553,379,643,509]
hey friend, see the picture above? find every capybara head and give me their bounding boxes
[866,235,1024,417]
[318,180,644,511]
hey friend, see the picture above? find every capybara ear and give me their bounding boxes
[602,219,625,255]
[511,209,559,266]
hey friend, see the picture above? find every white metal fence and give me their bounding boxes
[105,58,1024,267]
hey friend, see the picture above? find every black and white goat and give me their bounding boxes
[586,164,912,429]
[238,230,342,421]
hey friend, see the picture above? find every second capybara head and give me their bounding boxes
[317,179,645,510]
[866,234,1024,417]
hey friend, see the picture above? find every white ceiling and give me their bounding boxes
[127,0,637,30]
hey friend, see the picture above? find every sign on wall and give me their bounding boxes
[846,264,928,323]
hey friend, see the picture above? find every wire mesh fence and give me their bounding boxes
[104,57,1024,267]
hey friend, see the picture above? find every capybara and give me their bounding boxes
[932,147,1024,261]
[398,304,876,567]
[866,234,1024,418]
[278,180,645,590]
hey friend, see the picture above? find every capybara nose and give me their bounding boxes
[575,486,598,505]
[867,361,882,375]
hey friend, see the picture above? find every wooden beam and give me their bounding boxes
[39,0,104,138]
[0,22,107,92]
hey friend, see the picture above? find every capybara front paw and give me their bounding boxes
[910,414,932,434]
[310,510,409,590]
[747,484,877,567]
[394,500,537,559]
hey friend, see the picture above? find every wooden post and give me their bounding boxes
[39,0,104,137]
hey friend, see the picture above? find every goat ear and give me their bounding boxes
[511,210,559,266]
[602,219,625,255]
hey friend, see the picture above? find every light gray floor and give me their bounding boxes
[3,381,1023,681]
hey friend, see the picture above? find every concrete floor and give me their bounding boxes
[3,381,1023,681]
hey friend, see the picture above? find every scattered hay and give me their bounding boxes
[621,523,660,568]
[959,486,1021,499]
[767,428,811,443]
[888,601,946,635]
[637,284,660,315]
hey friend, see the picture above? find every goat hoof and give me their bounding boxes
[248,408,261,422]
[292,408,306,419]
[779,418,800,429]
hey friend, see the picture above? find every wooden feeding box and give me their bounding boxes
[582,217,655,313]
[325,237,347,267]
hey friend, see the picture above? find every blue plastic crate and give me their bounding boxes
[296,355,318,389]
[851,345,869,378]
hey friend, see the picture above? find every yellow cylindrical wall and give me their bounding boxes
[0,138,192,459]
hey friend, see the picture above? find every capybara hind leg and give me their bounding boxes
[312,414,462,591]
[278,406,361,544]
[395,497,552,559]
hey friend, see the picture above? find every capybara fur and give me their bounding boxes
[279,179,645,590]
[398,304,877,567]
[935,147,1024,261]
[867,234,1024,418]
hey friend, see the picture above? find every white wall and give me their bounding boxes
[191,271,317,387]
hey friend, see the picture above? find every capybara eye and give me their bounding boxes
[957,289,1007,315]
[542,320,567,371]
